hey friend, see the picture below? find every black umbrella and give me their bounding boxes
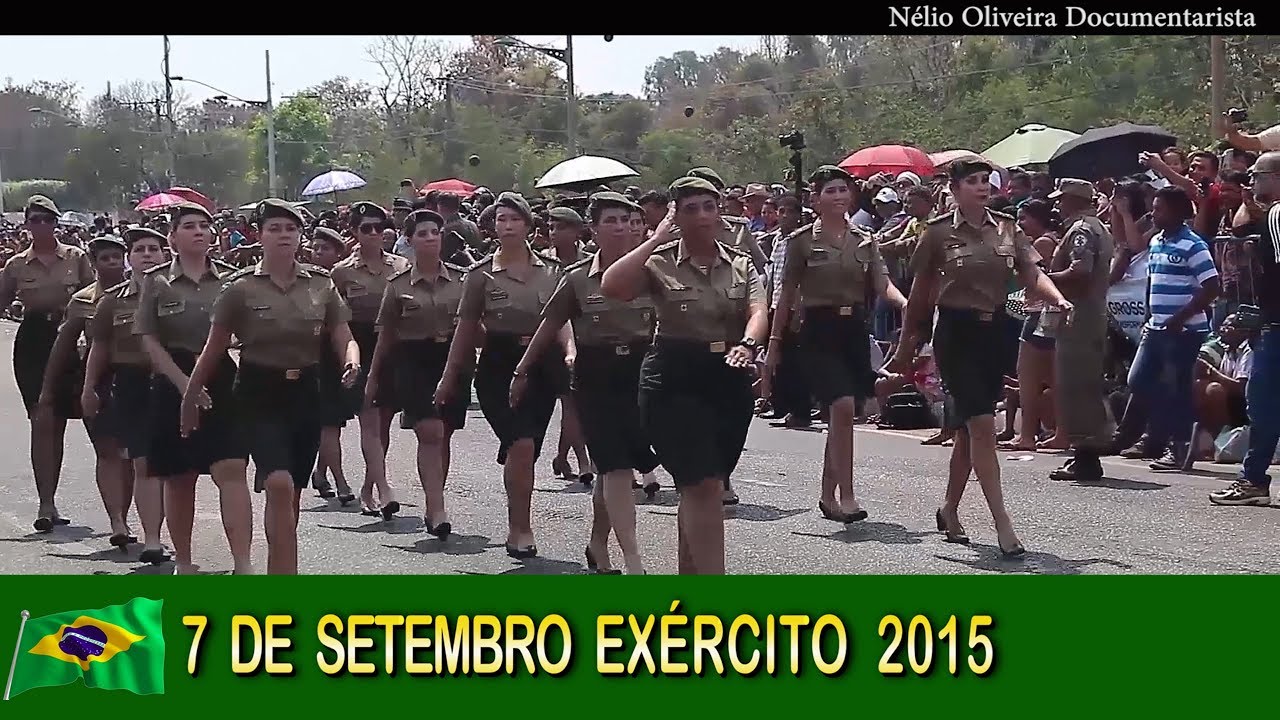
[1048,122,1177,181]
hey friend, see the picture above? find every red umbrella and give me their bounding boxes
[166,186,215,212]
[135,192,188,212]
[421,178,477,196]
[838,145,935,180]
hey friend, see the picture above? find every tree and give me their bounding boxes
[247,97,332,197]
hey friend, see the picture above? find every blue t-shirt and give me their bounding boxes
[1146,224,1218,332]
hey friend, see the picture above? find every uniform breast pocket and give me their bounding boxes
[806,248,836,267]
[725,283,747,300]
[667,287,698,311]
[942,245,975,269]
[993,245,1016,270]
[112,311,135,327]
[157,299,187,317]
[486,289,512,309]
[250,304,277,322]
[401,299,423,317]
[345,283,368,299]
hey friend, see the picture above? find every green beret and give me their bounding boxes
[122,226,168,247]
[255,198,304,226]
[311,227,346,249]
[88,235,127,253]
[171,201,214,223]
[350,201,389,223]
[24,194,60,218]
[404,209,445,235]
[588,191,640,215]
[494,192,534,226]
[808,165,854,190]
[548,206,585,225]
[687,167,726,191]
[668,176,722,200]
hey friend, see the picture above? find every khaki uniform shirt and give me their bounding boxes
[543,254,655,347]
[0,243,95,315]
[1050,212,1113,328]
[783,219,890,309]
[673,218,767,271]
[459,247,563,337]
[1051,212,1113,447]
[134,259,237,353]
[642,240,766,344]
[910,209,1039,313]
[331,251,410,325]
[376,262,468,341]
[213,262,352,369]
[90,278,150,367]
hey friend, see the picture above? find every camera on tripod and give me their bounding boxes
[779,130,805,151]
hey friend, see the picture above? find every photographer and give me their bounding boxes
[1221,108,1280,154]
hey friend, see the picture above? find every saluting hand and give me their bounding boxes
[651,202,677,245]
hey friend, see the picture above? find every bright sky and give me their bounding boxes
[0,35,760,106]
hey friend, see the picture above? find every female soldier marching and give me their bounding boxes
[512,192,656,574]
[332,202,409,518]
[182,199,359,575]
[136,201,253,575]
[0,195,95,531]
[766,165,907,523]
[366,209,472,539]
[601,178,770,575]
[544,205,593,486]
[436,192,565,558]
[82,227,168,562]
[887,159,1071,555]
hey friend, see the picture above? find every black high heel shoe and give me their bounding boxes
[934,509,970,545]
[109,534,138,549]
[380,501,401,521]
[819,501,866,524]
[506,543,538,559]
[584,546,621,575]
[999,540,1026,558]
[579,472,594,488]
[425,519,451,541]
[336,493,356,506]
[139,548,170,565]
[643,482,660,500]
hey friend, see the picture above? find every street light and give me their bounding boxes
[495,35,578,156]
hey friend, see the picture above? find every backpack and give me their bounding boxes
[878,391,936,430]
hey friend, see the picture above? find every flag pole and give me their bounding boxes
[3,610,30,701]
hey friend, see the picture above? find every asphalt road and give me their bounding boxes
[0,321,1276,575]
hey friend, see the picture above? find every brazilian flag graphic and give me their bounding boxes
[6,598,164,698]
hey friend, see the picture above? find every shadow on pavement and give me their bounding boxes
[318,517,424,535]
[1070,477,1171,491]
[935,545,1135,575]
[533,482,592,496]
[385,533,496,557]
[300,502,368,514]
[496,556,586,576]
[48,547,142,565]
[793,521,932,546]
[639,489,679,507]
[726,503,808,523]
[0,525,108,545]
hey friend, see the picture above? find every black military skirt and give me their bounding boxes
[235,363,322,491]
[395,337,470,431]
[316,335,352,428]
[800,305,875,405]
[639,338,754,487]
[933,306,1007,430]
[573,342,659,476]
[474,332,561,465]
[13,313,81,419]
[100,364,151,459]
[349,322,400,412]
[147,349,244,478]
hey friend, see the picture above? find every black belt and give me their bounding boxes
[579,341,649,357]
[21,311,64,323]
[652,337,733,354]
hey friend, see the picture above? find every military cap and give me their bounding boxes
[311,226,347,249]
[350,201,389,223]
[548,206,585,225]
[88,235,127,252]
[404,209,445,235]
[669,176,722,200]
[122,225,168,246]
[807,165,854,191]
[687,167,726,190]
[171,201,214,223]
[589,191,639,212]
[494,192,534,226]
[392,198,413,211]
[1048,178,1095,201]
[949,158,995,181]
[255,198,304,226]
[24,194,60,218]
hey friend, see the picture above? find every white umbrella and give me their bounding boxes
[535,155,639,190]
[301,170,367,197]
[981,123,1080,169]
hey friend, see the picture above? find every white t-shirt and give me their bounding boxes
[1221,342,1253,380]
[1256,124,1280,151]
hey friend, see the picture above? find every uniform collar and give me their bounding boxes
[351,250,393,270]
[122,275,144,297]
[252,261,311,278]
[588,254,605,277]
[491,244,544,273]
[676,239,732,268]
[168,257,218,282]
[951,208,998,230]
[410,261,451,285]
[53,242,71,260]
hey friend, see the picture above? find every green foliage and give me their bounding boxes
[3,180,71,212]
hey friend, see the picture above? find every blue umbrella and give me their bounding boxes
[300,170,367,197]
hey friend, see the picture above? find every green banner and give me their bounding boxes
[1,577,1271,710]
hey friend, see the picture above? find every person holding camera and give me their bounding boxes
[1222,108,1280,154]
[1211,151,1280,506]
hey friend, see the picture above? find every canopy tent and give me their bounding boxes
[981,124,1079,168]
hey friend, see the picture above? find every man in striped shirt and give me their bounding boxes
[1212,151,1280,506]
[1128,186,1221,470]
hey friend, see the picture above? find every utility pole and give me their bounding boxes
[1210,35,1226,138]
[565,35,578,157]
[265,49,278,198]
[163,35,177,185]
[443,75,459,171]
